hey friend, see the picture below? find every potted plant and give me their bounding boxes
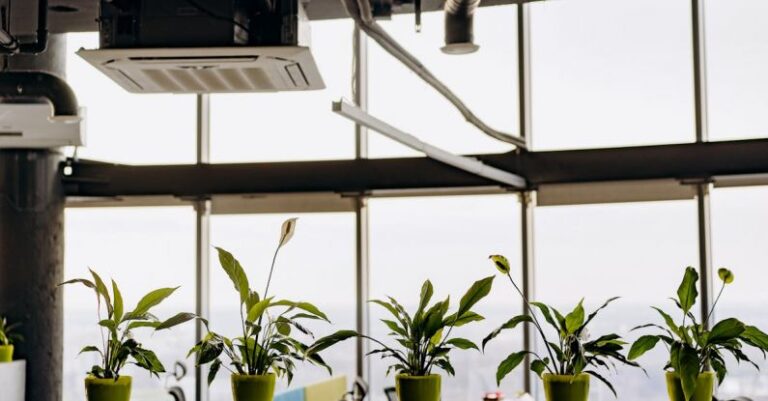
[485,255,640,401]
[60,270,195,401]
[628,267,768,401]
[309,275,496,401]
[0,317,22,362]
[190,218,337,401]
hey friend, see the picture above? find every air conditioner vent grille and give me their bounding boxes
[77,47,324,94]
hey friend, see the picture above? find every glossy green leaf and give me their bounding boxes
[628,335,661,361]
[496,351,528,385]
[483,314,533,350]
[677,267,699,314]
[215,247,250,305]
[130,287,179,317]
[112,280,124,323]
[156,312,201,331]
[707,318,746,345]
[565,299,585,334]
[457,276,495,317]
[246,298,273,322]
[678,344,700,401]
[446,338,478,351]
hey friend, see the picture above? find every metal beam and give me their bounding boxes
[333,100,527,188]
[62,139,768,198]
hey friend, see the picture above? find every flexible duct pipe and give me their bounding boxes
[0,71,78,117]
[442,0,480,54]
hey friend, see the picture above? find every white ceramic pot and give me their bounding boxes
[0,360,25,401]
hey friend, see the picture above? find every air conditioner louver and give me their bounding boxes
[77,47,325,94]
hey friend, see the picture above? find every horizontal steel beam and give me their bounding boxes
[63,139,768,198]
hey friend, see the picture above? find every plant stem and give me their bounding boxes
[252,240,285,374]
[505,273,558,375]
[704,283,726,328]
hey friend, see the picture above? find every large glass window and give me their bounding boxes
[369,195,523,401]
[530,0,695,150]
[63,207,196,401]
[535,200,698,401]
[210,20,355,163]
[711,187,768,399]
[706,0,768,141]
[66,34,197,164]
[208,213,357,399]
[369,6,519,158]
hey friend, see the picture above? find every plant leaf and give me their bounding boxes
[678,344,700,401]
[130,287,180,317]
[246,298,274,322]
[215,247,250,305]
[565,299,585,334]
[308,330,358,354]
[483,315,533,350]
[457,276,495,317]
[89,269,113,318]
[496,351,528,385]
[446,338,478,351]
[628,335,661,360]
[156,312,202,331]
[677,267,699,314]
[112,280,124,323]
[707,318,746,345]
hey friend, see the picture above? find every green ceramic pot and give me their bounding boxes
[665,371,715,401]
[84,376,132,401]
[0,345,13,362]
[542,373,590,401]
[231,373,276,401]
[396,374,441,401]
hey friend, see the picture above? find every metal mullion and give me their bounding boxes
[353,26,371,385]
[691,0,714,327]
[517,2,536,395]
[195,94,211,401]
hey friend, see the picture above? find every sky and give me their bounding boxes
[58,0,768,400]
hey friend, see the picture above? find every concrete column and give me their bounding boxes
[0,34,67,401]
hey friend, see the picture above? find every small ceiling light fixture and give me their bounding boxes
[441,0,481,54]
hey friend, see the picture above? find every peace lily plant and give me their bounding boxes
[309,276,496,401]
[628,267,768,401]
[486,255,640,401]
[0,317,22,362]
[60,270,194,401]
[190,218,337,401]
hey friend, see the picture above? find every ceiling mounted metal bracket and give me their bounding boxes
[332,99,527,189]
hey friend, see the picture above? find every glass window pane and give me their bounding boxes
[63,207,196,401]
[369,6,519,158]
[209,213,356,399]
[531,0,695,150]
[210,20,355,163]
[706,0,768,141]
[535,200,698,401]
[369,195,523,401]
[711,187,768,399]
[66,33,196,164]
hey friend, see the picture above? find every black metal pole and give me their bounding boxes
[0,34,66,401]
[0,150,65,401]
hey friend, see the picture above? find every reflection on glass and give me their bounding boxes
[535,200,698,401]
[712,187,768,400]
[209,213,356,399]
[63,207,196,401]
[369,195,523,401]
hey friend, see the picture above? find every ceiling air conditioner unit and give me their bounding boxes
[77,0,325,94]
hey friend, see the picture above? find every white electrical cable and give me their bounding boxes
[341,0,527,149]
